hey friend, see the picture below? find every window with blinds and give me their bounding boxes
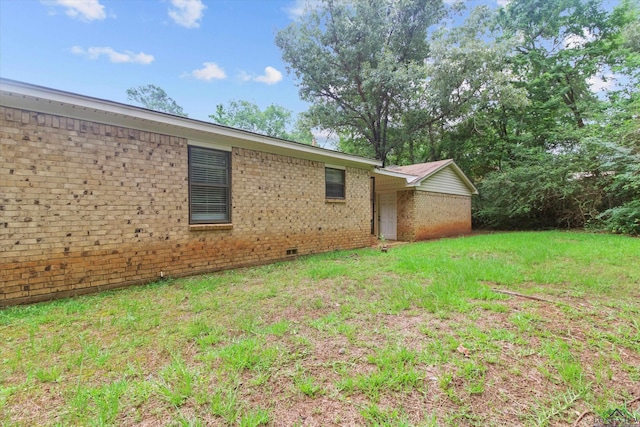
[188,146,230,223]
[325,167,345,199]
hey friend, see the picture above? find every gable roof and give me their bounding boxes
[386,160,452,184]
[0,78,381,169]
[381,159,478,194]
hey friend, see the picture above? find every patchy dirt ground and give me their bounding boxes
[2,232,639,426]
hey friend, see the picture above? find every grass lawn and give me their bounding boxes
[1,231,639,426]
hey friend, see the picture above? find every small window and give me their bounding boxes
[189,146,230,224]
[325,167,345,199]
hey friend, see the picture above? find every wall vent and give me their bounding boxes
[286,248,298,256]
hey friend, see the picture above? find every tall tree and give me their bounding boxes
[395,5,527,165]
[495,0,624,142]
[446,0,638,181]
[211,100,291,138]
[126,85,188,117]
[210,100,313,144]
[472,0,640,231]
[276,0,447,166]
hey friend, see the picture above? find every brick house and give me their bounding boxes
[1,79,476,306]
[372,160,478,241]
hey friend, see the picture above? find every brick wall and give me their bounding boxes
[413,191,472,240]
[0,107,372,306]
[396,190,471,241]
[396,190,415,241]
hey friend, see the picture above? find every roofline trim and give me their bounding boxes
[0,78,382,168]
[372,167,414,182]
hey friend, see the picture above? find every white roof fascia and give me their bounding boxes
[0,79,382,169]
[372,168,415,184]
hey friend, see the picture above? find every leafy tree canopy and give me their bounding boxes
[210,100,313,144]
[126,84,188,117]
[276,0,639,233]
[276,0,448,165]
[471,0,640,233]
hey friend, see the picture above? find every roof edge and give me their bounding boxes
[0,78,382,168]
[372,167,415,182]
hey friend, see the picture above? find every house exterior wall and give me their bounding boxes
[412,191,472,240]
[0,107,372,306]
[395,189,472,241]
[396,190,415,241]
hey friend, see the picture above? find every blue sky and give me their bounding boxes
[0,0,317,122]
[0,0,509,124]
[0,0,620,128]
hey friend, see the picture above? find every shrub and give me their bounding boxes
[598,199,640,235]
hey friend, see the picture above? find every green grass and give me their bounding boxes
[1,231,639,426]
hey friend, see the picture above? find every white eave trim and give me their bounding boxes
[372,168,416,183]
[0,78,382,168]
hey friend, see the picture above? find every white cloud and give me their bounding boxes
[311,128,338,149]
[253,67,283,85]
[496,0,511,6]
[191,62,227,81]
[564,28,595,49]
[237,71,252,83]
[44,0,106,21]
[168,0,206,28]
[587,74,615,93]
[71,46,154,64]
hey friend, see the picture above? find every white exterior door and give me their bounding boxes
[379,192,397,240]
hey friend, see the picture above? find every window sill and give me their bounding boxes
[189,223,233,231]
[325,198,346,203]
